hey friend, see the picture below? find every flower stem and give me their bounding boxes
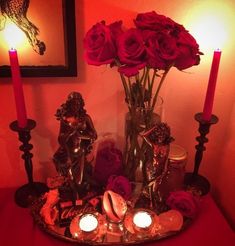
[142,67,149,93]
[140,67,146,84]
[149,69,157,94]
[120,73,131,110]
[115,59,132,109]
[151,66,172,111]
[140,67,149,107]
[149,69,157,107]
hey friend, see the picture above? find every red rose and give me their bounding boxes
[93,146,123,186]
[134,11,178,31]
[144,30,178,70]
[106,175,132,200]
[109,21,124,39]
[118,64,146,77]
[84,21,122,65]
[175,30,202,70]
[166,191,200,218]
[117,28,147,76]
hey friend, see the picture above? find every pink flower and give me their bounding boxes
[166,191,200,218]
[106,175,132,200]
[117,28,147,76]
[83,21,122,65]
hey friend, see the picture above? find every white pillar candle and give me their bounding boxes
[133,211,152,228]
[79,214,98,232]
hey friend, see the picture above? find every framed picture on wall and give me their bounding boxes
[0,0,77,77]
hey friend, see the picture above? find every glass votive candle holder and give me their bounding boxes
[132,210,154,233]
[79,213,98,233]
[70,212,107,242]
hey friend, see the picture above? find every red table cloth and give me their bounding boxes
[0,187,234,245]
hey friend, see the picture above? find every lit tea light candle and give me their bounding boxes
[79,214,98,232]
[133,211,152,229]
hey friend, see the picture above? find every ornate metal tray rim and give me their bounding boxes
[30,196,192,245]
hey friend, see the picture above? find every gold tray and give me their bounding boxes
[30,196,191,245]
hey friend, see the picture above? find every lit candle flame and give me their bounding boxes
[133,211,152,229]
[79,214,98,232]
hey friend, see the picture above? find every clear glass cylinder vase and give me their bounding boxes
[123,96,163,182]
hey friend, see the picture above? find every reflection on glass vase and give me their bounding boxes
[123,96,163,182]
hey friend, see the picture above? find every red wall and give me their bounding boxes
[0,0,234,230]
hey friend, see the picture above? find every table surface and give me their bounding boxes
[0,187,234,246]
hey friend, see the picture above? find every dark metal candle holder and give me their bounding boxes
[10,119,48,208]
[184,112,218,195]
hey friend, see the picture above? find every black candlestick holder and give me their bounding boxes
[10,119,48,208]
[184,112,218,195]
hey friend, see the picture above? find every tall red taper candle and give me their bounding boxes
[9,49,27,128]
[202,49,222,121]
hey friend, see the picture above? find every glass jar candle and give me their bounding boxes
[159,144,187,200]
